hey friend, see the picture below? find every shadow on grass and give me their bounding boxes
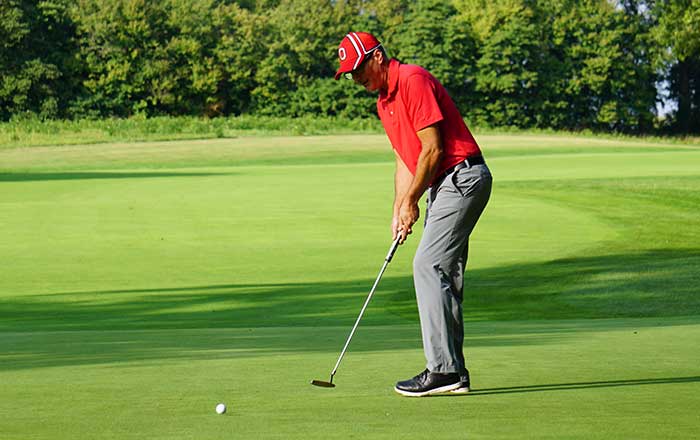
[0,171,229,182]
[1,248,699,371]
[1,248,699,333]
[459,376,700,396]
[0,325,422,371]
[459,247,700,321]
[0,278,413,332]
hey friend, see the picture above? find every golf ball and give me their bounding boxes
[216,403,226,414]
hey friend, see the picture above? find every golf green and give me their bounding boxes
[1,134,699,439]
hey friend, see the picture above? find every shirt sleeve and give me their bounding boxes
[402,73,444,132]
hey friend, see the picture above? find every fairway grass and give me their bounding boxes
[1,134,699,439]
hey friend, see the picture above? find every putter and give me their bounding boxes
[311,234,402,388]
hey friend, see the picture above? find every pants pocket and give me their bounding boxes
[450,166,491,198]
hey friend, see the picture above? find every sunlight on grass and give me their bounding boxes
[0,134,698,439]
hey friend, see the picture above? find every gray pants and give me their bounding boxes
[413,162,492,375]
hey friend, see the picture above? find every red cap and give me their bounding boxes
[334,32,382,80]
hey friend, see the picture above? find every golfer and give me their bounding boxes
[334,32,492,396]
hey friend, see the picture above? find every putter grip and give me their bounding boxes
[385,236,401,262]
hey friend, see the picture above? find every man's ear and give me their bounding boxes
[374,48,385,64]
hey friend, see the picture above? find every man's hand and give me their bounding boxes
[397,198,419,243]
[391,216,401,240]
[392,215,412,243]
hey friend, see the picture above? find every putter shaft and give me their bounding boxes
[329,236,401,379]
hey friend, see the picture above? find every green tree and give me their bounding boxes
[72,0,170,116]
[0,0,78,120]
[541,0,657,131]
[72,0,245,117]
[454,0,543,127]
[653,0,700,133]
[250,0,358,115]
[212,3,267,115]
[390,0,478,113]
[453,0,657,131]
[0,0,665,130]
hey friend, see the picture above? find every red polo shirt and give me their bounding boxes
[377,59,481,183]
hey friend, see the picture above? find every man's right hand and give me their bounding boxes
[392,216,411,244]
[392,216,400,241]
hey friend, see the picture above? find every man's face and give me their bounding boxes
[350,50,381,92]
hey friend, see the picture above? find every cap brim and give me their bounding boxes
[335,53,365,80]
[334,69,349,80]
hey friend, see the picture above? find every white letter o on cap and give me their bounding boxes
[338,47,347,60]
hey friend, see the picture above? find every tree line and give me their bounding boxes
[1,0,698,134]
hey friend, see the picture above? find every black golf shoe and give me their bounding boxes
[394,369,461,397]
[449,370,471,394]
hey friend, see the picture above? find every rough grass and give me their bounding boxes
[0,115,384,148]
[2,115,699,149]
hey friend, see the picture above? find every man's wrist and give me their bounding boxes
[404,192,420,205]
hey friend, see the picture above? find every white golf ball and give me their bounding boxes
[216,403,226,414]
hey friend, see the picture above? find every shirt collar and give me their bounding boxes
[380,58,401,100]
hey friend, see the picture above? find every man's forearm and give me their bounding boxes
[393,125,443,242]
[405,146,442,203]
[394,166,413,215]
[405,125,443,203]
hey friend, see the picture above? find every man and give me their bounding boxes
[334,32,493,397]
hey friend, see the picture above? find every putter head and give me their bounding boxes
[310,379,335,388]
